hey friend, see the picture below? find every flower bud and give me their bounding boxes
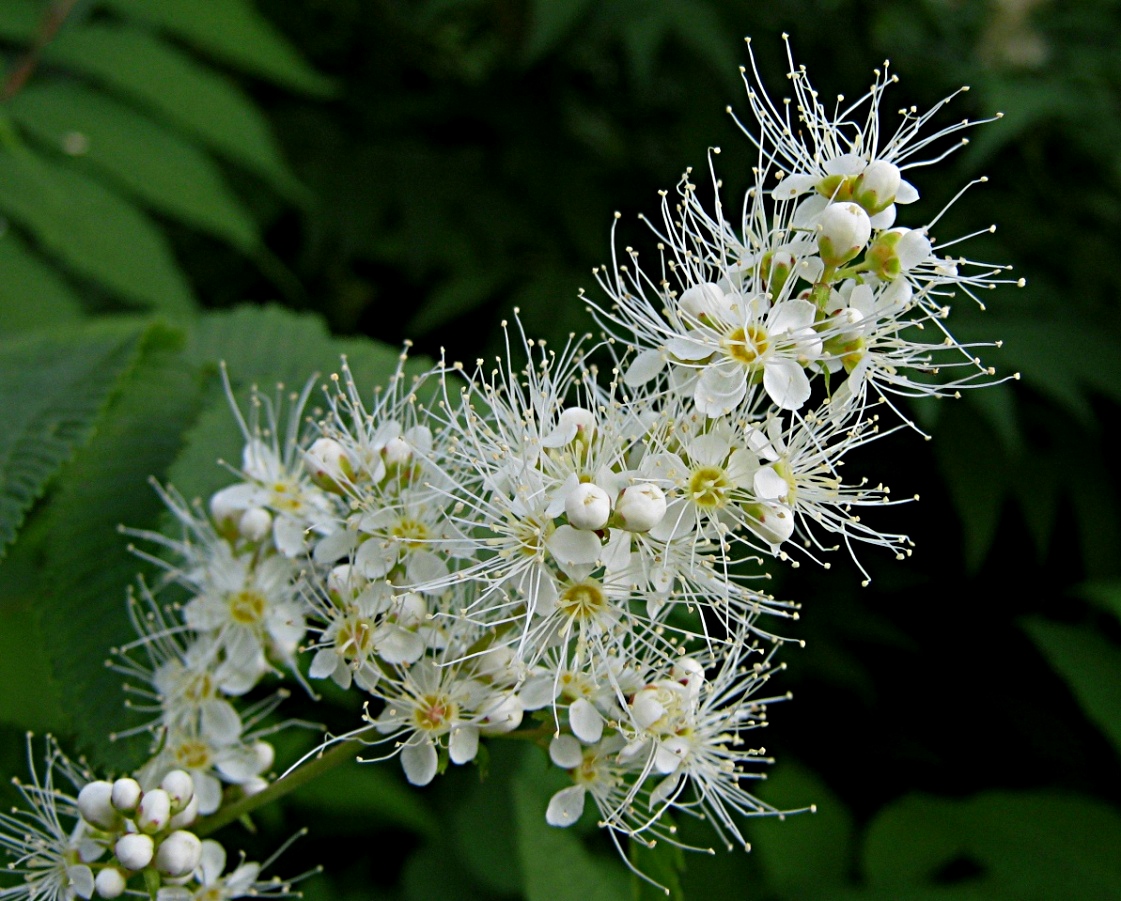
[678,282,725,323]
[77,781,118,830]
[743,502,795,549]
[94,867,127,899]
[382,436,413,467]
[852,160,901,215]
[305,437,352,488]
[817,202,871,268]
[544,407,597,447]
[168,793,199,830]
[154,830,202,878]
[208,487,243,529]
[110,778,142,815]
[237,507,272,542]
[114,833,154,871]
[565,483,611,531]
[136,788,171,834]
[615,484,667,532]
[159,770,194,814]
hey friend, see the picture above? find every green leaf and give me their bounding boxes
[0,227,84,332]
[0,606,66,730]
[42,22,304,199]
[0,0,37,41]
[523,0,595,63]
[101,0,334,97]
[1077,580,1121,626]
[8,82,259,251]
[0,322,145,558]
[747,762,854,892]
[168,306,404,502]
[511,751,630,901]
[39,322,202,769]
[863,791,1121,898]
[933,403,1007,570]
[285,757,439,838]
[1021,617,1121,759]
[0,148,197,314]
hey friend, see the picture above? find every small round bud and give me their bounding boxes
[565,483,611,531]
[744,502,795,549]
[114,833,154,871]
[544,407,597,447]
[382,436,413,467]
[94,867,127,899]
[154,830,202,878]
[853,160,901,215]
[818,202,872,267]
[159,770,195,814]
[305,437,351,487]
[615,484,667,532]
[252,741,275,773]
[208,487,243,528]
[238,507,272,542]
[136,788,171,834]
[168,792,199,830]
[110,778,142,814]
[77,781,118,830]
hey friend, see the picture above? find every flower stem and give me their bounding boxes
[193,738,365,838]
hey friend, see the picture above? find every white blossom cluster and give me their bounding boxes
[2,40,1020,897]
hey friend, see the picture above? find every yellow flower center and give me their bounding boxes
[557,581,609,620]
[391,517,430,548]
[413,693,457,732]
[689,466,730,509]
[228,589,267,625]
[724,325,769,366]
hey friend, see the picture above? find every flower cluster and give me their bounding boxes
[2,38,1018,896]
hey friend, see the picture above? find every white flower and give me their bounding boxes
[0,738,102,901]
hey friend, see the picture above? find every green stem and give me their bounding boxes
[193,737,365,838]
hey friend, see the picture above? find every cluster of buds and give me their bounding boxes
[74,770,201,898]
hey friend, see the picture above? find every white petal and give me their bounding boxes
[754,466,789,501]
[546,525,602,566]
[769,298,817,336]
[377,627,425,665]
[824,153,866,177]
[549,735,584,769]
[68,865,95,899]
[895,178,920,203]
[405,550,449,588]
[449,726,479,765]
[401,741,438,786]
[195,773,222,815]
[869,204,897,229]
[273,516,307,557]
[624,349,667,387]
[309,648,340,680]
[763,359,812,411]
[200,700,242,744]
[772,173,818,198]
[355,539,396,578]
[569,698,604,744]
[519,676,556,710]
[896,230,932,271]
[199,839,227,887]
[666,335,714,362]
[545,785,587,827]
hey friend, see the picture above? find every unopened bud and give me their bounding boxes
[208,487,243,529]
[305,437,351,488]
[154,830,202,877]
[853,161,901,215]
[77,781,118,830]
[94,867,127,899]
[615,484,667,532]
[110,778,141,814]
[744,502,795,548]
[382,436,413,467]
[818,202,871,268]
[238,507,272,542]
[565,483,611,531]
[114,833,154,871]
[159,770,194,814]
[168,793,199,830]
[136,788,171,834]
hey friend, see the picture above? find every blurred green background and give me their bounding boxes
[2,0,1120,898]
